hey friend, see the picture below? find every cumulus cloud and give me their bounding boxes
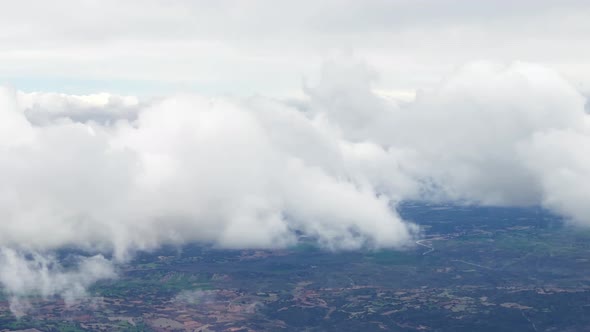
[2,58,590,316]
[17,91,141,126]
[519,129,590,224]
[0,78,418,256]
[398,62,587,206]
[0,248,115,316]
[306,60,590,207]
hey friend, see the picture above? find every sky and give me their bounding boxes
[1,0,590,96]
[1,0,590,316]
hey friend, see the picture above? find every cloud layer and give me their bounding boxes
[2,1,590,95]
[1,59,590,314]
[0,87,417,259]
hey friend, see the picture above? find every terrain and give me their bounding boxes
[1,203,590,331]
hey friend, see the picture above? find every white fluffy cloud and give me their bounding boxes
[2,59,590,315]
[0,84,418,258]
[301,59,590,217]
[519,129,590,224]
[3,59,590,248]
[397,62,587,206]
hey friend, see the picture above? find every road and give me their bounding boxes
[416,240,434,255]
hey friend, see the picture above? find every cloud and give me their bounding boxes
[519,128,590,224]
[0,87,35,148]
[0,83,418,258]
[2,1,590,95]
[398,61,587,206]
[17,91,141,126]
[300,58,590,230]
[2,58,590,316]
[0,248,115,317]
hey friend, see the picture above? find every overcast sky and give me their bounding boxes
[2,0,590,95]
